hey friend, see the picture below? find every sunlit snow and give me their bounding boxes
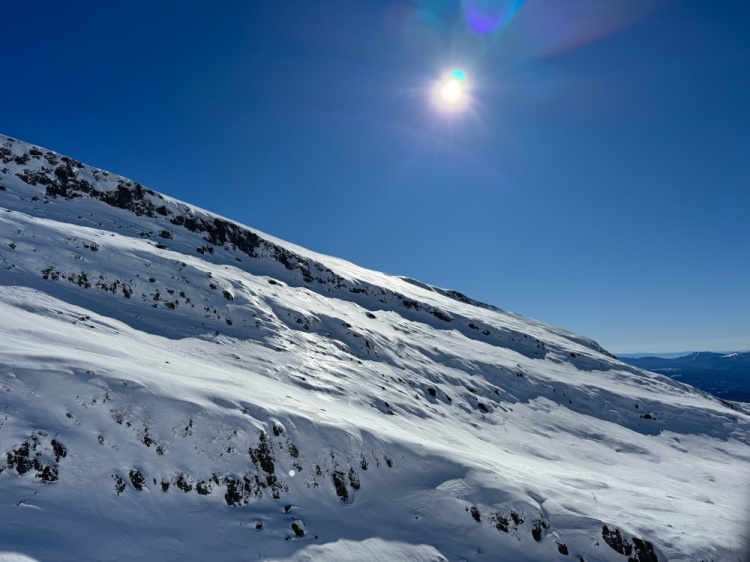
[0,134,748,561]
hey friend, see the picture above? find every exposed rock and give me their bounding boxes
[332,471,348,501]
[630,537,658,562]
[602,526,633,556]
[348,467,360,490]
[291,520,305,537]
[532,519,548,542]
[129,470,146,491]
[175,472,193,493]
[113,475,126,495]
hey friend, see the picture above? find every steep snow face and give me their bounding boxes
[0,134,748,562]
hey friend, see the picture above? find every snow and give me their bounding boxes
[1,134,749,561]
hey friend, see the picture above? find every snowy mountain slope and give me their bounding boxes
[0,134,748,561]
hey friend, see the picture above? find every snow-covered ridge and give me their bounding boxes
[0,134,613,358]
[1,134,749,561]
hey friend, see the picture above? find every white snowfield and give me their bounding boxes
[0,134,748,562]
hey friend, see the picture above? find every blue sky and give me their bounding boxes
[2,0,748,353]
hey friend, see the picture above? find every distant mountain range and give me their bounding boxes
[620,352,750,403]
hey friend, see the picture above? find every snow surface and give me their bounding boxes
[0,134,749,561]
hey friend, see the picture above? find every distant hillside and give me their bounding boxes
[620,352,750,402]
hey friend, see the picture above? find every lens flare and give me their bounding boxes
[464,0,525,36]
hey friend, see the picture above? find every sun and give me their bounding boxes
[441,80,463,104]
[435,70,468,110]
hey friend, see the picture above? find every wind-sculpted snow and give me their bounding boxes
[1,134,749,561]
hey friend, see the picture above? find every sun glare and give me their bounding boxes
[435,70,468,110]
[441,80,463,104]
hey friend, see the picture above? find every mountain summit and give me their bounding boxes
[1,134,748,561]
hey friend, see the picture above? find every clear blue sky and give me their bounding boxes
[3,1,749,354]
